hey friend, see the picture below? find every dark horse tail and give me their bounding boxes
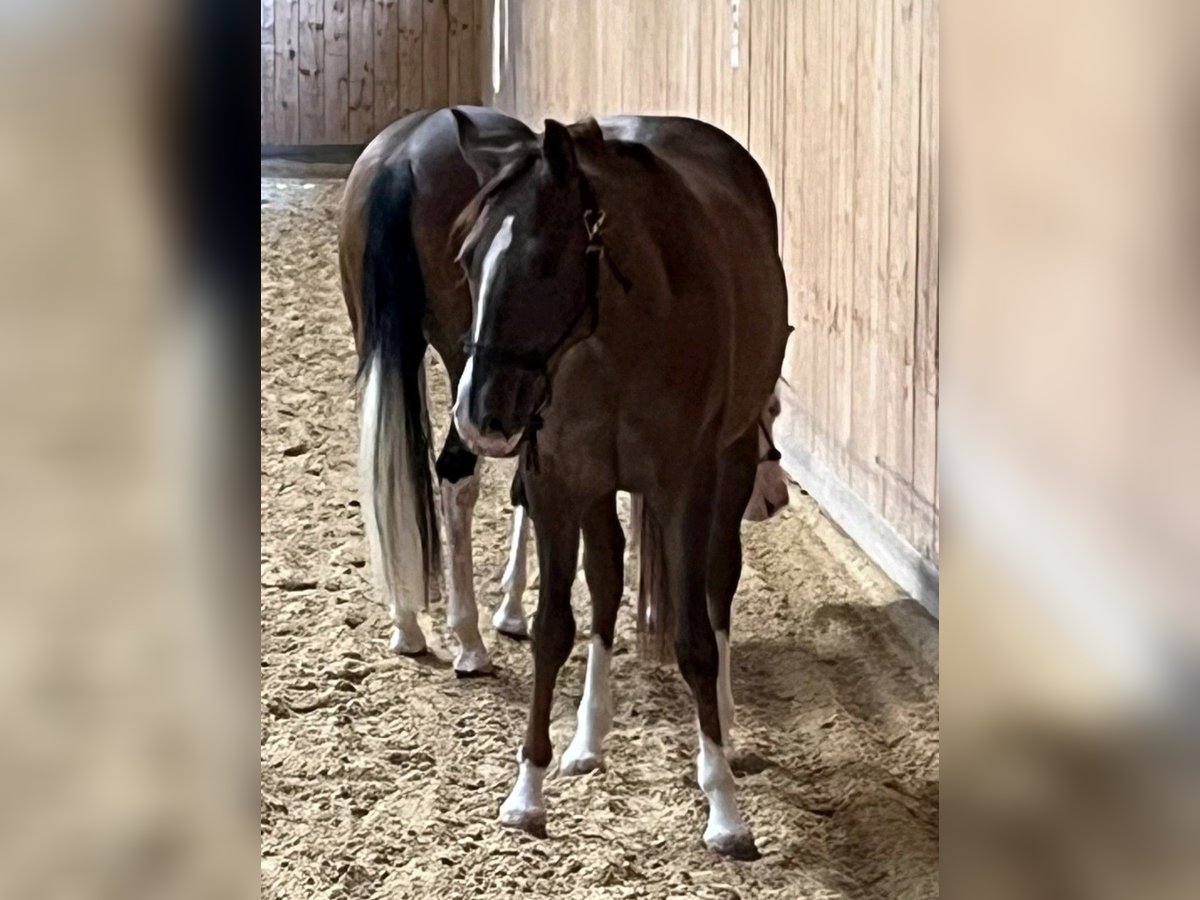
[632,494,674,662]
[356,160,441,616]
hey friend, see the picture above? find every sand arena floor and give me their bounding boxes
[261,177,939,900]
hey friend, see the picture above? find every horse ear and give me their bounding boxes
[451,107,537,185]
[568,117,605,159]
[542,119,578,184]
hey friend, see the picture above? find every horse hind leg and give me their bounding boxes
[707,425,760,757]
[663,478,759,861]
[493,470,531,639]
[435,424,492,676]
[561,494,624,776]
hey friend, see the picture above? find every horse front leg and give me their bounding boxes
[498,499,580,836]
[560,493,624,775]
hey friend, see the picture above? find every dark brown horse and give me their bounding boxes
[339,109,789,681]
[340,107,536,676]
[451,110,790,858]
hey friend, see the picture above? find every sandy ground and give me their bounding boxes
[261,177,940,900]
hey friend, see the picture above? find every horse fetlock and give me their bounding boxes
[491,602,529,639]
[389,614,427,656]
[499,756,548,836]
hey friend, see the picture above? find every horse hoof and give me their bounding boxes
[559,748,603,776]
[704,828,761,861]
[453,646,494,678]
[492,608,529,640]
[498,805,547,838]
[389,625,427,657]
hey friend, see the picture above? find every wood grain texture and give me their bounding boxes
[324,0,350,142]
[274,0,301,143]
[422,0,449,109]
[298,0,326,142]
[398,0,424,117]
[347,0,374,140]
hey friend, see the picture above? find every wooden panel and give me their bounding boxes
[422,0,449,109]
[373,0,399,133]
[788,0,835,459]
[914,0,939,557]
[747,0,786,209]
[274,0,300,143]
[262,3,276,143]
[849,0,892,510]
[398,0,424,116]
[883,0,922,543]
[827,0,858,485]
[324,0,351,142]
[448,0,479,104]
[347,0,374,141]
[298,0,326,142]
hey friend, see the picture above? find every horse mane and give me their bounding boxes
[451,153,538,263]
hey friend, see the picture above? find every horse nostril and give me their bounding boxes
[482,415,506,436]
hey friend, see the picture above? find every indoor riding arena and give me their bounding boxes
[261,2,939,898]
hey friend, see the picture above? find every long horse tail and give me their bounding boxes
[356,160,441,619]
[633,495,674,663]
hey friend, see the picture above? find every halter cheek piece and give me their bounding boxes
[461,175,632,472]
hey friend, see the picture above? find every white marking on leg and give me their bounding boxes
[442,473,492,674]
[716,630,736,756]
[359,354,426,655]
[493,505,530,636]
[389,610,427,655]
[698,728,757,858]
[560,635,613,775]
[499,749,547,831]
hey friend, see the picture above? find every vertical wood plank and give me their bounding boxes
[398,0,424,116]
[373,0,399,133]
[914,0,939,558]
[348,0,374,140]
[274,0,301,144]
[262,3,276,142]
[850,0,893,511]
[883,0,922,543]
[748,0,786,236]
[827,0,858,485]
[423,0,450,109]
[324,0,350,142]
[449,0,479,105]
[298,0,326,142]
[791,0,833,458]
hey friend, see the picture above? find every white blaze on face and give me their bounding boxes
[454,215,522,457]
[472,213,515,343]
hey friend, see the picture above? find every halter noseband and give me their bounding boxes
[461,175,631,472]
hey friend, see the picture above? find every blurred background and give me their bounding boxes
[0,0,1195,897]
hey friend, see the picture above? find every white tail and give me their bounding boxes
[358,353,428,619]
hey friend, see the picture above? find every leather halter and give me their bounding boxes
[461,174,631,472]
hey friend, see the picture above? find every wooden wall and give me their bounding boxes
[483,0,940,609]
[261,0,483,145]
